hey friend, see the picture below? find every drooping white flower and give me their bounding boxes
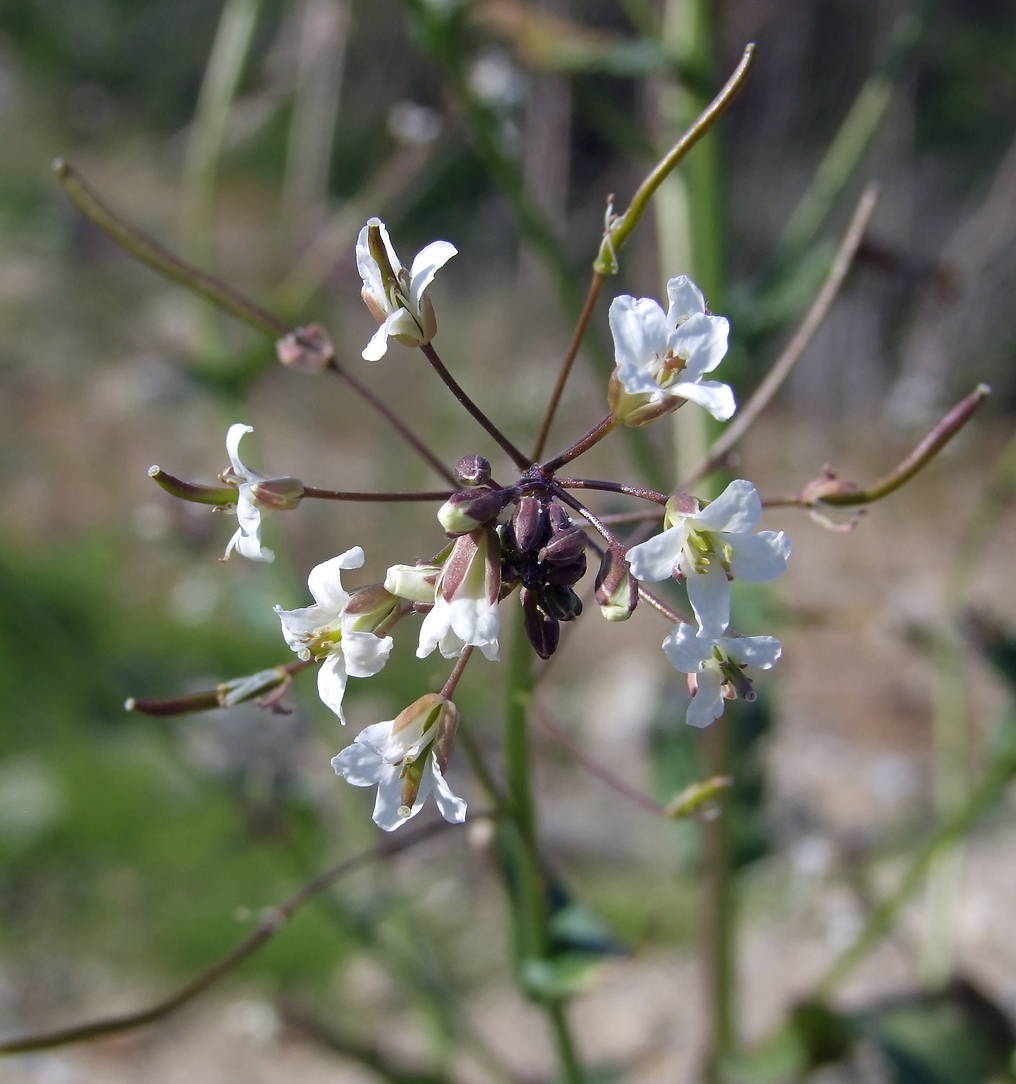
[222,424,274,562]
[356,217,457,360]
[331,694,467,832]
[625,480,790,640]
[416,528,501,661]
[607,276,734,426]
[275,548,395,724]
[663,622,782,728]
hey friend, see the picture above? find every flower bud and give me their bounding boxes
[511,496,549,554]
[538,526,587,565]
[521,588,560,660]
[595,546,638,621]
[385,563,441,604]
[250,476,305,511]
[343,583,399,633]
[542,554,587,587]
[539,584,583,622]
[547,504,572,533]
[437,488,504,535]
[275,323,334,373]
[455,455,492,487]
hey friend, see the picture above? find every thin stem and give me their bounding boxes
[541,415,620,474]
[547,1002,585,1084]
[593,44,755,276]
[637,584,688,625]
[419,343,532,470]
[0,818,465,1056]
[441,646,474,700]
[555,478,669,504]
[54,159,288,339]
[551,486,621,549]
[531,272,607,461]
[327,360,458,486]
[683,183,879,488]
[302,487,453,502]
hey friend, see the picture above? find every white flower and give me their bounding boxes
[275,547,394,724]
[356,217,457,360]
[607,276,734,425]
[663,623,782,728]
[416,529,500,661]
[625,480,790,640]
[331,694,467,832]
[223,424,274,562]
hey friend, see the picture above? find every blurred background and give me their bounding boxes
[2,0,1016,1081]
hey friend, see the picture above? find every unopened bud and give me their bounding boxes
[595,546,638,621]
[538,526,587,565]
[250,476,305,511]
[521,588,560,660]
[543,554,587,587]
[539,584,583,622]
[455,455,492,487]
[275,323,334,373]
[547,504,572,533]
[343,583,399,632]
[511,496,548,553]
[437,488,504,535]
[385,563,440,604]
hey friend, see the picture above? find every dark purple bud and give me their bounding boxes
[521,588,560,660]
[538,526,587,565]
[540,584,583,622]
[543,553,587,586]
[547,504,572,532]
[512,496,549,553]
[455,455,492,487]
[275,323,334,373]
[595,546,638,622]
[437,488,505,534]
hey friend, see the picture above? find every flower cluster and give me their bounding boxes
[152,220,792,828]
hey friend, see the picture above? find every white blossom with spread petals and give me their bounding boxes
[275,548,394,724]
[356,217,456,360]
[331,696,467,832]
[663,623,782,728]
[608,276,735,424]
[625,479,790,640]
[222,424,274,562]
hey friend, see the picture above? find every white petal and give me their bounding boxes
[274,602,321,652]
[307,548,363,612]
[625,525,685,582]
[727,530,791,582]
[355,222,387,305]
[686,560,731,641]
[694,479,761,533]
[725,635,782,670]
[686,665,726,727]
[372,765,415,831]
[448,597,499,660]
[341,631,394,679]
[417,600,451,658]
[431,756,468,823]
[356,719,400,758]
[665,275,706,321]
[669,312,729,379]
[317,653,349,723]
[672,379,736,421]
[609,295,669,374]
[226,423,254,478]
[408,240,457,306]
[662,622,714,673]
[331,741,384,787]
[362,309,406,361]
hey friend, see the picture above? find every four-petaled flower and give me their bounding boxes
[663,623,782,728]
[222,424,274,563]
[625,479,790,641]
[414,528,501,661]
[275,548,395,724]
[356,217,457,360]
[608,276,734,426]
[332,694,467,832]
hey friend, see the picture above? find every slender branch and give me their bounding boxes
[441,646,474,700]
[550,486,620,548]
[0,818,467,1056]
[531,272,607,461]
[637,584,687,625]
[555,478,669,504]
[326,360,458,486]
[419,343,532,470]
[303,486,453,502]
[54,159,288,339]
[683,183,879,488]
[126,660,314,717]
[540,415,620,474]
[593,44,756,276]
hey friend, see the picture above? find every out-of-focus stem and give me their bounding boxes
[302,487,454,502]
